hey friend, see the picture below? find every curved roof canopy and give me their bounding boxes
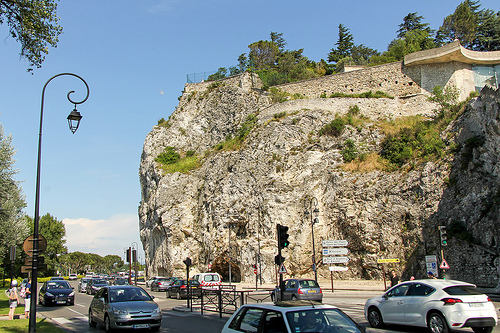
[404,40,500,66]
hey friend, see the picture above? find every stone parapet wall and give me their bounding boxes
[275,62,423,98]
[184,72,262,93]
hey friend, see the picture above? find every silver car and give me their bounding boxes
[78,277,91,293]
[88,285,161,331]
[272,278,323,302]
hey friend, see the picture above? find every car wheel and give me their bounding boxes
[472,328,494,333]
[176,291,181,300]
[367,307,384,328]
[104,315,113,332]
[88,310,96,327]
[428,312,449,333]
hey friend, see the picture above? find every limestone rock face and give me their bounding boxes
[139,73,500,286]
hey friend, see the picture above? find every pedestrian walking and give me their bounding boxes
[390,270,400,287]
[24,278,31,319]
[6,280,20,320]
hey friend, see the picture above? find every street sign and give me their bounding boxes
[23,235,47,255]
[440,259,450,269]
[323,256,350,264]
[377,258,400,263]
[278,264,287,274]
[21,264,47,273]
[322,240,349,247]
[25,256,44,265]
[329,266,349,271]
[322,248,349,256]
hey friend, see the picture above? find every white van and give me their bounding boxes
[192,272,221,287]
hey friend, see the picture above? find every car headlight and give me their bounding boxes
[152,307,161,314]
[69,292,75,297]
[112,307,128,315]
[45,292,54,297]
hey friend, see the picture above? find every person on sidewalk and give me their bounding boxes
[24,278,31,319]
[390,270,400,287]
[7,280,20,320]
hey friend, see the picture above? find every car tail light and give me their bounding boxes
[319,288,322,294]
[298,288,303,294]
[441,298,463,305]
[181,285,186,289]
[488,297,492,302]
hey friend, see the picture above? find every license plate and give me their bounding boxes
[133,324,150,329]
[57,301,66,304]
[469,303,484,307]
[307,290,316,293]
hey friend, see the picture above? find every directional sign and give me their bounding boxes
[323,256,350,264]
[21,264,47,273]
[440,259,450,270]
[278,264,287,274]
[322,248,349,256]
[377,258,400,263]
[322,240,349,247]
[329,266,349,271]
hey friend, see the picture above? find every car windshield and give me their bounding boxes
[109,288,152,302]
[47,281,71,290]
[444,285,484,296]
[299,280,320,288]
[204,275,219,282]
[93,279,107,284]
[286,309,362,333]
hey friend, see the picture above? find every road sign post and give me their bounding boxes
[377,259,400,290]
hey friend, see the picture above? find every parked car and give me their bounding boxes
[150,277,171,291]
[68,273,78,280]
[88,285,161,331]
[78,277,92,293]
[166,279,201,299]
[145,276,165,288]
[38,280,75,306]
[364,279,498,333]
[221,301,364,333]
[271,278,323,302]
[86,278,108,295]
[192,272,221,287]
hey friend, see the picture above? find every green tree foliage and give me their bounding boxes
[27,213,67,276]
[0,0,63,72]
[207,67,228,81]
[474,9,500,51]
[155,146,180,165]
[385,30,436,60]
[328,24,354,64]
[397,12,434,38]
[270,31,287,52]
[435,0,481,48]
[248,40,280,70]
[0,124,28,273]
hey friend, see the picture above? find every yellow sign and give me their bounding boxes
[377,258,400,263]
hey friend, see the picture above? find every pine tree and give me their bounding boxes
[328,24,354,64]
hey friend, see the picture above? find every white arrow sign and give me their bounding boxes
[322,248,349,256]
[329,266,349,271]
[323,256,350,264]
[322,240,349,247]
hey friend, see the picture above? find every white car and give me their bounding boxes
[364,279,497,333]
[68,273,78,280]
[221,301,364,333]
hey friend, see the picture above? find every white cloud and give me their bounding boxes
[63,214,143,260]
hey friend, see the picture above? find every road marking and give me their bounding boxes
[75,303,86,308]
[67,307,86,317]
[52,318,72,325]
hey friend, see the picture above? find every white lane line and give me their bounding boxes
[52,318,72,325]
[67,307,86,317]
[75,303,86,307]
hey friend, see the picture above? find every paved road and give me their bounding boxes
[35,281,500,333]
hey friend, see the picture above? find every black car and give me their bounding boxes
[39,280,75,306]
[166,279,201,299]
[113,278,129,286]
[86,278,108,295]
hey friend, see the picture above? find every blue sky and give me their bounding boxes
[0,0,498,261]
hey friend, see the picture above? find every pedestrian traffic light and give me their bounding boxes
[439,226,447,246]
[126,248,131,263]
[278,224,290,249]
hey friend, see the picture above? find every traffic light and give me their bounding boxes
[126,248,131,263]
[132,249,137,263]
[278,224,290,249]
[274,254,285,265]
[439,226,447,246]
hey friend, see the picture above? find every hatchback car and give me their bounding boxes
[166,279,201,299]
[78,277,91,293]
[221,301,364,333]
[88,285,161,331]
[150,277,171,291]
[145,276,165,288]
[86,278,109,295]
[364,279,497,333]
[38,280,75,306]
[271,278,323,302]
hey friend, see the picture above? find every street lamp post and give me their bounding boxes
[303,197,319,282]
[131,242,138,285]
[29,73,89,333]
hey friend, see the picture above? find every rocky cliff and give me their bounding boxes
[139,72,500,287]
